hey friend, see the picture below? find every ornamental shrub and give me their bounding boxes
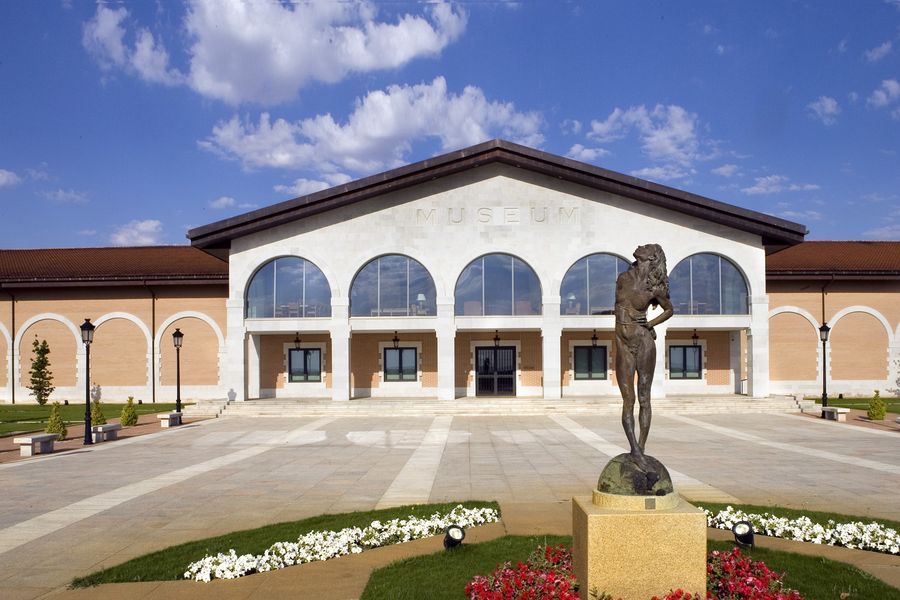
[120,396,138,426]
[45,401,67,441]
[90,398,107,426]
[867,390,886,421]
[28,337,55,406]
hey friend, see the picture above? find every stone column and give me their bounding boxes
[747,295,770,398]
[436,301,456,401]
[652,323,669,398]
[330,297,351,401]
[729,331,742,394]
[246,333,261,400]
[541,298,562,400]
[223,298,247,401]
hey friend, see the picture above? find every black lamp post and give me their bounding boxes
[80,318,95,445]
[172,328,183,413]
[819,323,830,411]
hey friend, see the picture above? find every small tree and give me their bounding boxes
[28,337,55,406]
[868,389,887,421]
[45,401,67,440]
[90,397,107,426]
[120,396,138,426]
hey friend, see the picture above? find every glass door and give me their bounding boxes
[475,346,516,396]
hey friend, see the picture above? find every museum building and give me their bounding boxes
[1,140,898,404]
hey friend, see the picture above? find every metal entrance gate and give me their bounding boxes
[475,346,516,396]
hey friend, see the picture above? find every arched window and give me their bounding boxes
[455,253,542,316]
[670,253,748,315]
[245,257,331,318]
[560,253,630,315]
[350,255,436,317]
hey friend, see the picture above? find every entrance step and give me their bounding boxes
[217,395,804,418]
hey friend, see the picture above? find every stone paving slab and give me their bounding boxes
[0,411,897,598]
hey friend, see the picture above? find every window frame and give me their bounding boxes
[383,347,418,382]
[573,345,608,380]
[668,345,702,380]
[288,347,322,382]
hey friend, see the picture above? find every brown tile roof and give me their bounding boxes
[0,246,228,286]
[766,241,900,278]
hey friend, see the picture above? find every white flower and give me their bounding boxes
[184,505,500,582]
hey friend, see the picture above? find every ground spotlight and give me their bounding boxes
[732,520,755,548]
[444,525,465,549]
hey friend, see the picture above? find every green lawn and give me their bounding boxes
[361,536,900,600]
[71,501,500,587]
[0,402,186,437]
[807,395,900,415]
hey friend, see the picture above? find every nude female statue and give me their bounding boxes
[614,244,673,469]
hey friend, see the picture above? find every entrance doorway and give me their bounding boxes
[475,346,516,396]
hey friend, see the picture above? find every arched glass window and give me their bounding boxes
[245,257,331,318]
[560,253,630,315]
[455,254,542,316]
[350,255,437,317]
[670,253,749,315]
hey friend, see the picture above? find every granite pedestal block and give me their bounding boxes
[573,492,707,600]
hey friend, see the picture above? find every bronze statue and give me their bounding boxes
[614,244,673,470]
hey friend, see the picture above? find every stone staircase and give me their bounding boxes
[211,394,812,418]
[182,398,231,418]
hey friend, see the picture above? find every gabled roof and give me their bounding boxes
[766,241,900,280]
[0,246,228,288]
[188,139,807,256]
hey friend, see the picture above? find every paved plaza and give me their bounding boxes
[0,410,898,598]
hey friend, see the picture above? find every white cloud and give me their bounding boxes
[715,44,725,55]
[837,39,848,53]
[741,175,819,195]
[82,5,182,86]
[779,209,823,221]
[110,219,163,246]
[864,40,892,62]
[40,188,88,203]
[741,175,787,195]
[711,164,739,177]
[587,104,703,166]
[867,79,900,107]
[0,169,22,187]
[200,77,543,174]
[703,24,718,35]
[865,222,900,239]
[83,0,466,105]
[630,165,694,181]
[560,119,582,135]
[848,91,860,103]
[208,195,236,209]
[274,173,352,196]
[892,107,900,120]
[565,144,609,162]
[806,96,840,125]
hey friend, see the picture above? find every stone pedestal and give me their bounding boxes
[573,492,706,600]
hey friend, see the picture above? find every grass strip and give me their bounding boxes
[0,403,186,437]
[695,501,900,533]
[71,500,499,588]
[361,536,900,600]
[807,396,900,414]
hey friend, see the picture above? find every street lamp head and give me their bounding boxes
[172,328,184,348]
[591,329,598,347]
[80,318,95,345]
[493,330,501,347]
[294,332,302,349]
[692,329,699,346]
[392,331,400,349]
[819,323,830,343]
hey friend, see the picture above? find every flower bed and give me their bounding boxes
[184,504,499,582]
[702,505,900,555]
[465,546,804,600]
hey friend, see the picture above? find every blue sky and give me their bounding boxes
[1,1,899,248]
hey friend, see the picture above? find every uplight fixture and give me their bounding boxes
[732,520,754,548]
[444,525,466,549]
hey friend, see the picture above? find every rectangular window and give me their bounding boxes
[384,347,417,381]
[669,346,702,379]
[289,348,322,382]
[574,346,607,380]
